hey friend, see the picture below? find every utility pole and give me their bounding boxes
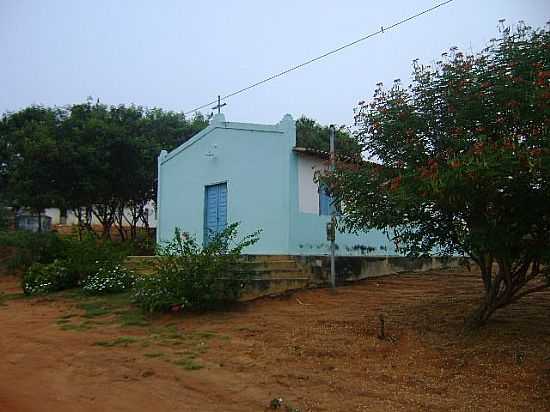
[329,124,336,288]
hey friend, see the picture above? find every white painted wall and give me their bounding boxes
[297,154,328,214]
[44,200,157,228]
[291,152,397,256]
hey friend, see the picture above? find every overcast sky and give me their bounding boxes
[1,0,548,126]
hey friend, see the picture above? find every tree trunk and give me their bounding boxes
[59,208,67,225]
[114,206,126,241]
[92,204,116,240]
[130,204,143,241]
[466,258,548,329]
[465,296,498,329]
[74,207,96,239]
[74,208,84,240]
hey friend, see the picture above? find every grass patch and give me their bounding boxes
[78,302,112,318]
[148,327,219,354]
[192,331,217,339]
[159,324,183,336]
[150,325,187,344]
[56,318,71,324]
[173,357,203,370]
[93,336,138,347]
[56,289,87,300]
[61,321,94,331]
[66,293,147,328]
[176,350,198,359]
[0,291,26,306]
[117,310,150,327]
[97,292,133,308]
[165,332,185,340]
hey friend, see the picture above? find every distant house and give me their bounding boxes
[44,202,157,228]
[156,113,396,256]
[15,211,52,232]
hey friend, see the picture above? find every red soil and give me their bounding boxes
[1,270,549,411]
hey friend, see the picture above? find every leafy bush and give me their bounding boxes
[0,207,10,231]
[22,259,77,295]
[133,272,189,313]
[0,229,135,294]
[1,229,133,274]
[128,235,156,256]
[63,235,133,280]
[0,230,67,270]
[80,264,136,295]
[133,223,260,312]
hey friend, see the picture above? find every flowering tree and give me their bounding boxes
[330,22,550,327]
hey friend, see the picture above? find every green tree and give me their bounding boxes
[296,116,362,157]
[1,100,208,239]
[329,22,550,327]
[60,101,208,239]
[0,106,66,230]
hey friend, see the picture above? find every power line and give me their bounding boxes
[184,0,455,115]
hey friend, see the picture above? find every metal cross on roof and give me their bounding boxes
[211,95,227,114]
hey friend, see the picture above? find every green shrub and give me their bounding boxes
[1,229,133,274]
[133,272,188,313]
[128,236,156,256]
[22,259,78,295]
[0,207,10,230]
[80,264,136,295]
[63,234,133,280]
[0,230,67,270]
[133,223,260,312]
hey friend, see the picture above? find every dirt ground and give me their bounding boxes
[1,269,549,412]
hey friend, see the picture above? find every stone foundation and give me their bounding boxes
[124,255,464,301]
[295,255,464,285]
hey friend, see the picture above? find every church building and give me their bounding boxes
[156,113,396,256]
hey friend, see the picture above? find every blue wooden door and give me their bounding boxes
[204,183,227,244]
